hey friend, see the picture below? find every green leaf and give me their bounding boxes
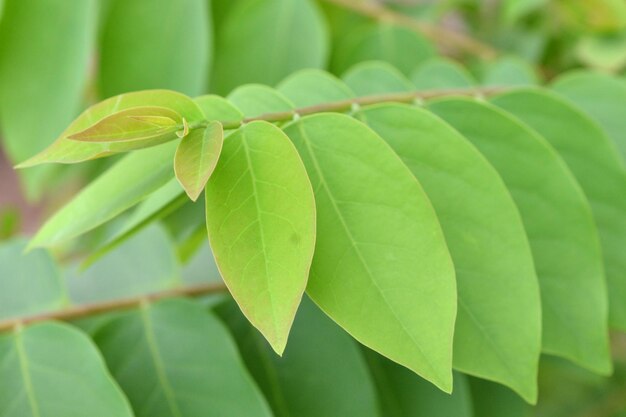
[552,71,626,161]
[278,69,355,107]
[195,94,245,122]
[410,57,476,90]
[0,322,134,417]
[0,0,97,197]
[94,299,272,417]
[481,56,539,86]
[0,239,68,320]
[228,85,295,117]
[68,106,183,145]
[217,296,381,417]
[364,347,474,417]
[356,104,541,401]
[29,142,177,248]
[66,224,180,304]
[493,89,626,341]
[342,61,413,95]
[99,0,211,97]
[204,121,316,354]
[175,122,224,201]
[331,22,436,75]
[212,0,328,94]
[17,90,204,167]
[430,98,608,401]
[283,113,456,392]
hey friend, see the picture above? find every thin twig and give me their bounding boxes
[320,0,498,60]
[0,282,228,332]
[220,86,507,129]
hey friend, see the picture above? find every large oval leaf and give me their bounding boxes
[211,0,328,94]
[430,99,607,399]
[227,85,295,117]
[410,58,476,90]
[552,71,626,162]
[283,113,456,392]
[17,90,204,167]
[217,296,380,417]
[342,61,413,95]
[277,69,355,107]
[94,299,272,417]
[493,89,626,338]
[0,0,97,196]
[99,0,210,97]
[356,104,541,401]
[0,322,134,417]
[204,121,316,354]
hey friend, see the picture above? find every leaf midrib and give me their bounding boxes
[14,328,41,417]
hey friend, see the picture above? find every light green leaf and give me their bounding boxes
[69,106,183,144]
[430,99,607,400]
[283,113,456,392]
[212,0,328,94]
[205,121,316,354]
[481,56,539,86]
[411,57,476,90]
[217,296,380,417]
[356,104,541,401]
[0,239,68,320]
[0,322,134,417]
[228,85,295,117]
[343,61,413,95]
[0,0,97,197]
[17,90,204,167]
[175,122,224,201]
[552,71,626,161]
[195,94,245,122]
[493,89,626,340]
[66,224,180,304]
[365,347,474,417]
[94,299,272,417]
[29,141,178,248]
[331,23,436,75]
[99,0,210,97]
[277,69,355,107]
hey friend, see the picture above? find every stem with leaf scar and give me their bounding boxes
[1,86,506,332]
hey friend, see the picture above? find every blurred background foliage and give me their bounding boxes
[1,0,626,416]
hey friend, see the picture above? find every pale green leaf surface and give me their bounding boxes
[195,95,244,122]
[357,104,541,400]
[69,106,182,144]
[277,69,355,107]
[364,348,474,417]
[411,58,476,90]
[430,99,606,399]
[94,299,272,417]
[217,296,380,417]
[0,239,67,320]
[0,322,134,417]
[342,61,413,95]
[175,122,224,201]
[481,56,539,86]
[0,0,96,197]
[29,141,177,248]
[331,23,436,75]
[212,0,328,94]
[552,71,626,161]
[283,113,456,392]
[205,121,316,354]
[228,85,295,117]
[66,224,180,304]
[17,90,203,167]
[99,0,210,97]
[493,89,626,337]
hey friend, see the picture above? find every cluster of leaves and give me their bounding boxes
[1,0,626,416]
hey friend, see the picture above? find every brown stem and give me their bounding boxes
[320,0,498,60]
[221,86,507,129]
[0,282,228,332]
